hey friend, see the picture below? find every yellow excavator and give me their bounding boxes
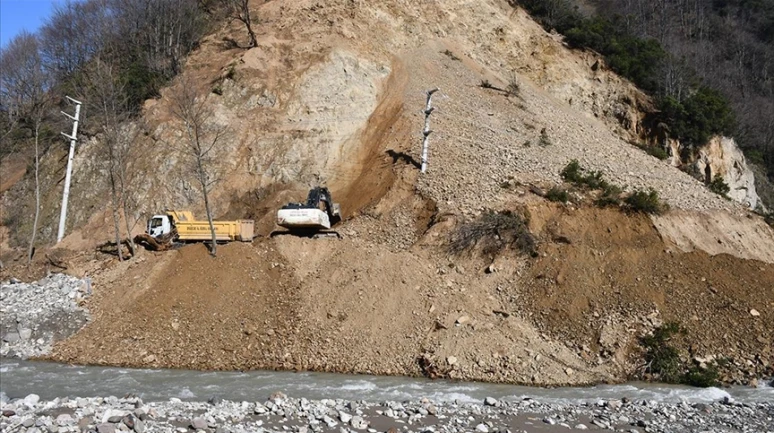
[135,210,254,251]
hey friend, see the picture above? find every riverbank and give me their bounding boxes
[0,275,91,359]
[2,390,772,433]
[3,359,774,433]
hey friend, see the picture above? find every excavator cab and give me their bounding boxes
[275,187,342,237]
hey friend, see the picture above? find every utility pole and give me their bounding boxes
[57,96,82,243]
[421,88,439,174]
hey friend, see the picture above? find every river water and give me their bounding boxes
[1,359,771,404]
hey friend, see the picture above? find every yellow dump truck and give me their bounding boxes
[135,210,254,251]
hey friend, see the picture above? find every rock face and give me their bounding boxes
[693,136,761,210]
[0,274,91,359]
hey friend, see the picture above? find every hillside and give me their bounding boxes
[2,0,773,387]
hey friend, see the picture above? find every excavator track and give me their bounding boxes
[269,230,341,239]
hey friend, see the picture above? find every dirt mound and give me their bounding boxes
[49,199,774,385]
[516,205,774,382]
[53,242,300,370]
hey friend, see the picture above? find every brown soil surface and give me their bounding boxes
[3,0,772,388]
[49,199,774,386]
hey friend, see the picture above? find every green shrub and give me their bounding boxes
[560,160,583,183]
[119,60,165,113]
[546,187,570,203]
[450,210,536,256]
[560,160,608,189]
[640,322,685,384]
[639,322,723,387]
[595,183,623,207]
[684,364,720,388]
[658,87,736,147]
[625,188,667,214]
[708,176,731,197]
[638,144,669,160]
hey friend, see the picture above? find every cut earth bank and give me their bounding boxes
[18,200,772,388]
[1,0,773,391]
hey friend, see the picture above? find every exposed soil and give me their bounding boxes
[49,199,774,386]
[2,0,773,389]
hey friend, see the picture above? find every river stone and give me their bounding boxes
[56,414,75,426]
[19,328,32,340]
[23,418,35,427]
[3,332,20,343]
[122,415,135,429]
[323,415,336,428]
[483,397,499,407]
[133,408,147,421]
[97,424,116,433]
[475,424,489,433]
[1,409,15,417]
[350,416,368,430]
[339,412,352,423]
[133,419,145,433]
[191,417,208,430]
[574,424,588,430]
[23,394,40,408]
[108,415,123,423]
[78,416,93,431]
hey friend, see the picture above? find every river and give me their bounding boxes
[1,359,771,404]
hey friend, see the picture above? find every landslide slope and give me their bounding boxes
[30,0,774,385]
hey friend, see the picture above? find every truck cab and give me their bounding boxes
[147,215,173,238]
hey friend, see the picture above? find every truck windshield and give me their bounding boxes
[149,218,164,229]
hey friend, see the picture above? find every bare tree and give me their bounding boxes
[169,78,224,256]
[81,57,139,260]
[227,0,258,48]
[39,0,110,81]
[0,32,52,263]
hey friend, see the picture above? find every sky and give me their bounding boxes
[1,0,62,48]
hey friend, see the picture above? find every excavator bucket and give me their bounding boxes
[134,231,176,251]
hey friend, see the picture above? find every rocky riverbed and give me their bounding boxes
[0,274,91,359]
[0,391,772,433]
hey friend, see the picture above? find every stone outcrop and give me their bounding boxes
[693,136,761,210]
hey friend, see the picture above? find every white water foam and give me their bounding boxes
[178,388,197,399]
[338,381,378,392]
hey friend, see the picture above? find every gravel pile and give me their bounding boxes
[407,48,739,215]
[0,274,91,359]
[1,392,772,433]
